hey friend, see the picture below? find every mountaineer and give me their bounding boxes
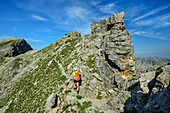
[72,68,81,94]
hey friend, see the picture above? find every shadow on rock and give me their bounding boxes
[123,68,170,113]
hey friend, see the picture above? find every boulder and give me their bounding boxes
[45,93,61,112]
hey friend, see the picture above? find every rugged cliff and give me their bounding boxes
[0,12,169,113]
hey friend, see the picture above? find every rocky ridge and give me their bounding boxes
[0,37,33,57]
[0,12,169,113]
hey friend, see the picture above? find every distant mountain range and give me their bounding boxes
[135,57,170,73]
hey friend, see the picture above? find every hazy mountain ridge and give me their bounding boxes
[135,57,170,73]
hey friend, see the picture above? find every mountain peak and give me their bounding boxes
[0,37,33,57]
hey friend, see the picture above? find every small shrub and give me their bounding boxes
[97,92,102,99]
[77,102,81,108]
[65,90,71,94]
[13,71,18,75]
[76,95,83,100]
[155,70,160,75]
[59,87,64,93]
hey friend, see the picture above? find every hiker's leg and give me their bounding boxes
[77,82,80,91]
[73,81,76,88]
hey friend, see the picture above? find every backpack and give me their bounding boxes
[73,71,80,81]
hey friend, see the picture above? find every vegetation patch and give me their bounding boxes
[0,40,15,47]
[156,66,163,71]
[77,102,81,108]
[65,90,71,94]
[155,66,163,75]
[92,69,100,75]
[62,104,71,113]
[86,55,95,68]
[76,95,83,100]
[96,91,102,99]
[78,101,92,113]
[5,102,15,113]
[0,57,5,64]
[13,71,18,75]
[128,77,138,82]
[91,35,98,40]
[13,58,23,69]
[59,87,64,93]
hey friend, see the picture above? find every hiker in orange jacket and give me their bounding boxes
[72,68,81,94]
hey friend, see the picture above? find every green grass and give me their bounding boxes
[0,57,5,64]
[5,102,15,113]
[92,69,100,75]
[13,71,18,75]
[13,58,23,69]
[76,95,83,100]
[0,36,85,112]
[65,90,72,94]
[0,54,68,112]
[0,40,15,48]
[77,102,81,108]
[155,66,163,75]
[62,104,71,113]
[86,55,95,68]
[96,92,102,99]
[91,35,98,40]
[59,87,64,93]
[78,101,92,113]
[128,77,138,82]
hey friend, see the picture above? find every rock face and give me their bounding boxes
[0,37,33,57]
[82,12,135,90]
[124,64,170,113]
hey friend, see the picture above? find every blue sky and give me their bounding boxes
[0,0,170,58]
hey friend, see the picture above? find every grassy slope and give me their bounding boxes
[0,36,83,112]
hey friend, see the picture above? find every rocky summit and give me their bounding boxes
[0,12,169,113]
[0,37,33,57]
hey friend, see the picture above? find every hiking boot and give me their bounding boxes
[77,90,79,95]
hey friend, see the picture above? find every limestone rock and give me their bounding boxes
[84,11,135,90]
[124,64,170,113]
[45,93,61,112]
[0,37,33,57]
